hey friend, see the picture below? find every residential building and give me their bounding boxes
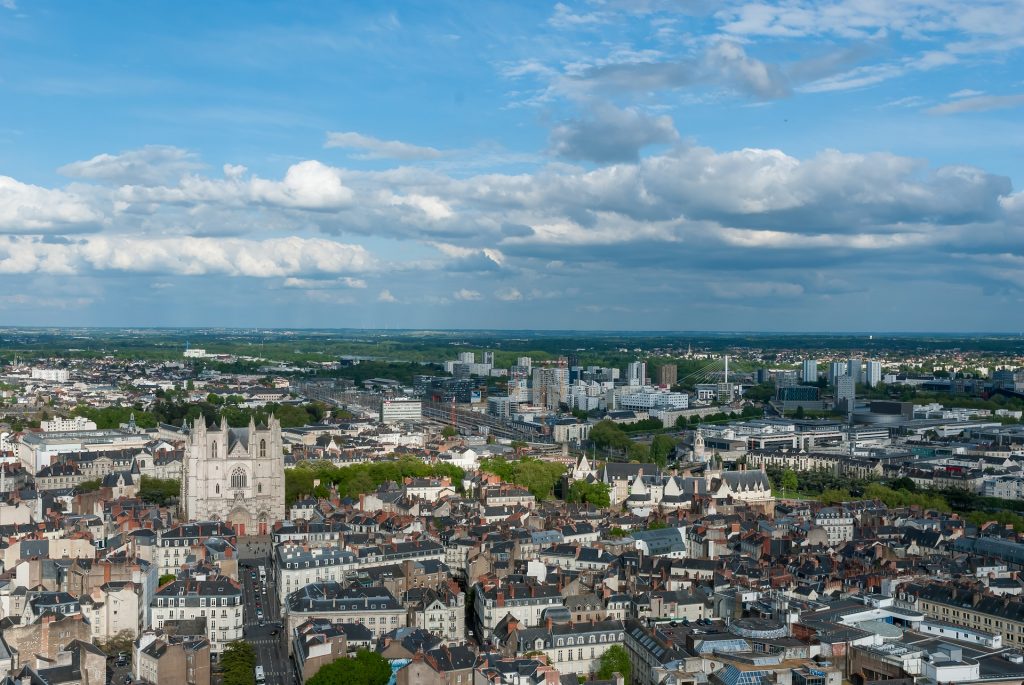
[801,360,818,384]
[836,375,855,412]
[657,365,677,387]
[151,575,243,655]
[284,583,406,639]
[134,632,211,685]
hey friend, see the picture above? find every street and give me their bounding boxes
[108,658,132,685]
[240,556,293,685]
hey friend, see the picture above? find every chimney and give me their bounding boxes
[546,617,552,632]
[496,591,505,608]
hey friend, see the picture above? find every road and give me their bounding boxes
[240,557,294,685]
[109,658,132,685]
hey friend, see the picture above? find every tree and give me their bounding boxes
[820,488,851,505]
[567,481,611,508]
[138,476,181,505]
[597,645,631,682]
[78,478,102,493]
[780,469,798,495]
[158,574,177,586]
[441,425,457,438]
[890,476,917,492]
[221,641,256,685]
[95,630,135,657]
[650,434,677,468]
[793,405,806,419]
[308,650,391,685]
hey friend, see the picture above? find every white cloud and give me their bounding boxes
[377,289,397,302]
[927,93,1024,114]
[249,160,354,210]
[117,160,354,211]
[0,235,374,277]
[950,88,984,98]
[325,131,442,160]
[453,288,482,301]
[0,176,101,232]
[496,288,522,301]
[282,276,367,289]
[58,146,203,185]
[388,193,453,220]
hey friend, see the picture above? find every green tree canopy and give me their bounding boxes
[650,434,677,467]
[597,645,631,681]
[138,476,181,505]
[285,458,465,506]
[77,478,102,493]
[308,650,391,685]
[441,425,457,438]
[819,488,851,505]
[780,469,798,494]
[567,480,611,508]
[221,641,256,685]
[478,457,567,499]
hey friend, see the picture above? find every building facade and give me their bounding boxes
[181,417,286,535]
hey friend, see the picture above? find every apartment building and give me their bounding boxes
[151,576,243,655]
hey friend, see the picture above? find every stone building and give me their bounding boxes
[181,417,286,535]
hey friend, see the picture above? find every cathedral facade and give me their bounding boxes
[181,416,286,535]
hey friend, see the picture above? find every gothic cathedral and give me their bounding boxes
[181,415,286,535]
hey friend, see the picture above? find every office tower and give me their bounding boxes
[483,351,494,366]
[829,361,847,386]
[657,364,678,387]
[836,375,855,412]
[801,359,818,384]
[865,360,882,387]
[775,370,798,388]
[847,358,863,385]
[756,368,770,384]
[627,361,647,386]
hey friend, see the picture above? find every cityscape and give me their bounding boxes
[2,329,1024,685]
[2,3,1024,685]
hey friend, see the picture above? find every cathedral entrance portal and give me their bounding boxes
[227,505,253,537]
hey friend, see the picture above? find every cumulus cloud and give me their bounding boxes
[58,146,203,185]
[377,289,397,302]
[0,235,373,277]
[116,160,354,211]
[325,131,442,160]
[550,104,678,163]
[0,176,101,233]
[453,288,482,300]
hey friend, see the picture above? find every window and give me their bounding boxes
[258,483,263,493]
[260,439,266,458]
[216,484,220,495]
[231,468,247,490]
[212,442,217,459]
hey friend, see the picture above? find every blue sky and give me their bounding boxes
[1,1,1023,331]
